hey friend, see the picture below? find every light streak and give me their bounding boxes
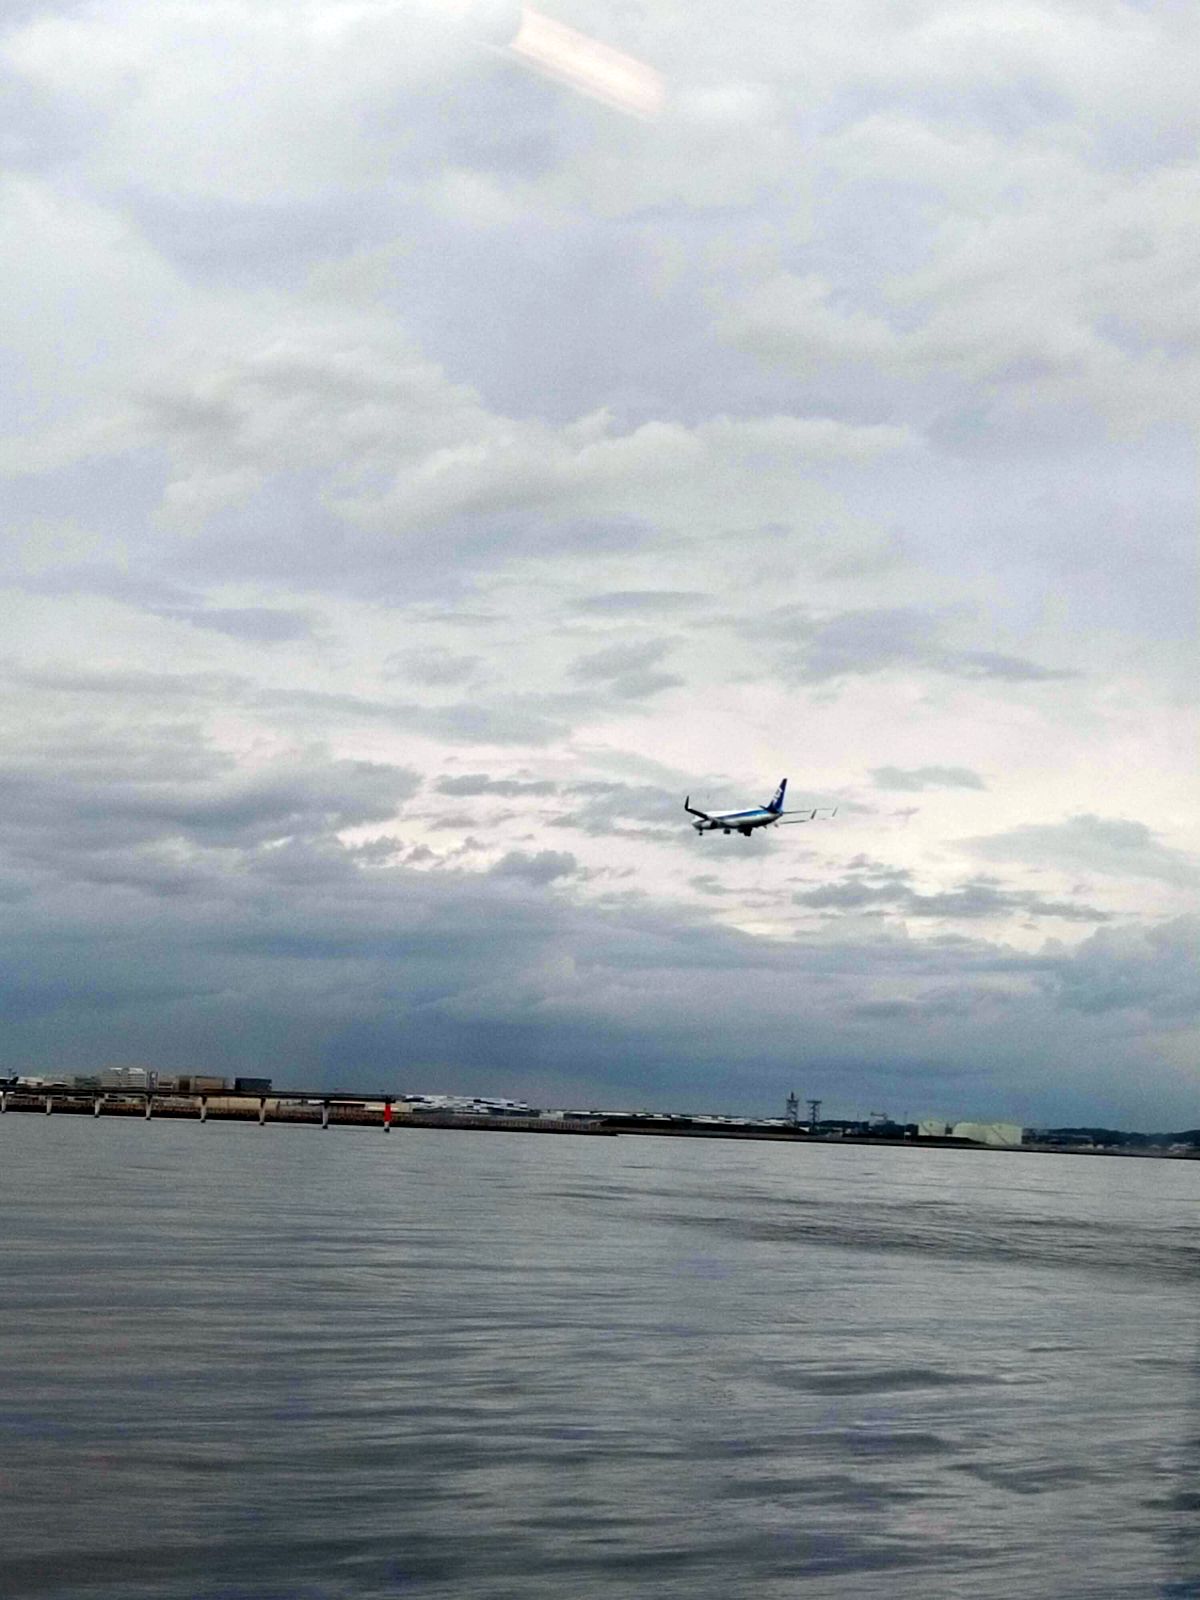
[506,6,664,118]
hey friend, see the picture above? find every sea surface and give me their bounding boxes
[1,1117,1197,1600]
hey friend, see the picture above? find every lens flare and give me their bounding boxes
[506,6,664,118]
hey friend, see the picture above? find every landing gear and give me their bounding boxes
[723,828,731,835]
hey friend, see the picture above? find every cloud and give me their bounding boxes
[548,781,683,838]
[385,650,480,687]
[574,590,709,615]
[255,687,584,748]
[421,697,583,747]
[489,849,580,885]
[723,272,899,369]
[569,637,683,700]
[793,874,1111,925]
[0,749,421,861]
[2,562,196,609]
[690,874,732,897]
[436,773,558,798]
[750,605,1076,686]
[0,725,1189,1121]
[0,891,1106,1100]
[570,639,671,680]
[720,143,1200,437]
[871,766,986,792]
[3,0,518,204]
[1042,916,1200,1020]
[4,662,247,702]
[967,815,1200,889]
[951,652,1074,684]
[70,302,910,597]
[157,605,318,643]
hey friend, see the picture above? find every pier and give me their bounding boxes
[0,1087,625,1135]
[2,1084,1194,1155]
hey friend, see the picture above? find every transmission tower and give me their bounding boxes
[806,1098,822,1129]
[785,1091,799,1126]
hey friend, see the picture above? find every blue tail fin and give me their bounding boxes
[767,779,787,814]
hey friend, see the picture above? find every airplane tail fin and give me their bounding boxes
[767,778,787,814]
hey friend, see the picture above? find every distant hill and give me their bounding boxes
[1038,1127,1200,1149]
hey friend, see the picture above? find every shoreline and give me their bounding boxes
[1,1090,1195,1158]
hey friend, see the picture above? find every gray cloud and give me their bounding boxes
[490,850,580,885]
[385,650,481,687]
[256,688,582,748]
[951,652,1074,683]
[423,698,582,747]
[0,750,420,861]
[871,766,986,792]
[436,773,558,798]
[566,636,684,700]
[690,874,732,897]
[7,662,594,755]
[0,825,1183,1121]
[157,606,318,643]
[605,670,685,701]
[574,591,708,615]
[843,855,915,879]
[2,563,197,609]
[967,815,1200,889]
[794,874,1111,924]
[548,781,683,838]
[0,691,1187,1120]
[568,638,683,700]
[3,661,249,702]
[1041,916,1199,1020]
[751,606,1076,686]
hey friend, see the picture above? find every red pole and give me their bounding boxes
[383,1100,392,1131]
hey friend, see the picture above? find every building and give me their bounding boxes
[951,1121,1024,1148]
[99,1066,154,1092]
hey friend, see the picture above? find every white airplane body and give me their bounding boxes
[684,779,835,837]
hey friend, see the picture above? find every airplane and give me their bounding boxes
[684,778,835,837]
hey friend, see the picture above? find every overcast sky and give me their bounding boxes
[2,0,1196,1126]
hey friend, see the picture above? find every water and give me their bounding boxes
[1,1118,1197,1600]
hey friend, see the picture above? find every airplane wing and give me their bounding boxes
[778,807,837,824]
[684,796,713,820]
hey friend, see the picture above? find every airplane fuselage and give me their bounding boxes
[693,807,779,835]
[685,778,830,836]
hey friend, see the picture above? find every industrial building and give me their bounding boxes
[918,1118,1024,1147]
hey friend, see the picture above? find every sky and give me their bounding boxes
[1,0,1196,1127]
